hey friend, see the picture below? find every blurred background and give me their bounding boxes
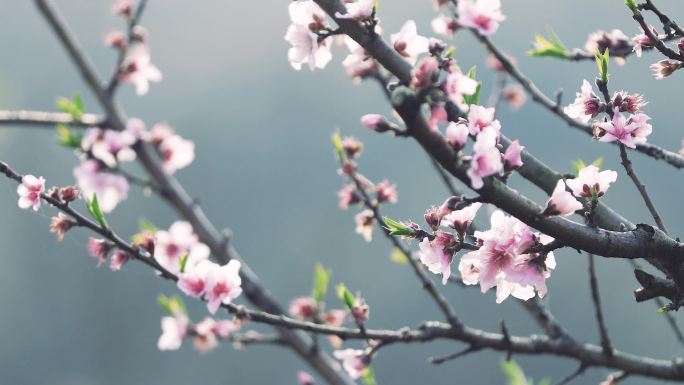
[0,1,683,384]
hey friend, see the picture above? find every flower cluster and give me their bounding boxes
[73,118,194,212]
[158,310,240,352]
[335,135,398,242]
[542,165,617,217]
[564,80,652,147]
[432,0,506,37]
[459,210,556,303]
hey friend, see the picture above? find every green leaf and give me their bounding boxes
[311,263,331,304]
[444,46,457,58]
[390,248,410,264]
[595,49,610,83]
[572,158,602,175]
[361,367,377,385]
[383,216,416,237]
[85,194,108,229]
[158,294,188,316]
[179,254,189,273]
[138,217,158,233]
[331,131,344,161]
[336,283,355,310]
[625,0,639,15]
[56,93,84,120]
[55,123,82,149]
[527,28,570,59]
[501,360,528,385]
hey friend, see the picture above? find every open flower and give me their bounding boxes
[118,42,162,96]
[564,80,601,123]
[502,84,527,110]
[566,165,617,198]
[17,175,45,211]
[109,250,132,271]
[650,60,682,79]
[467,126,503,189]
[390,20,429,65]
[205,260,243,314]
[285,24,333,71]
[158,313,189,351]
[81,127,137,167]
[177,259,216,298]
[595,108,638,148]
[542,180,583,217]
[335,0,374,21]
[289,296,318,320]
[444,69,479,111]
[88,238,114,267]
[445,120,469,150]
[50,213,77,241]
[333,349,367,380]
[441,202,482,235]
[154,221,210,275]
[418,233,456,284]
[376,180,398,204]
[354,209,375,242]
[432,15,459,37]
[456,0,506,36]
[467,105,501,136]
[632,26,658,57]
[73,160,129,213]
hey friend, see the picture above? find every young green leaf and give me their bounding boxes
[85,194,108,229]
[55,123,82,149]
[331,131,345,161]
[390,248,410,264]
[179,254,190,273]
[336,283,356,310]
[625,0,639,15]
[361,367,377,385]
[311,263,331,304]
[382,216,416,237]
[527,29,570,59]
[56,93,84,120]
[501,360,529,385]
[595,49,610,83]
[158,294,188,316]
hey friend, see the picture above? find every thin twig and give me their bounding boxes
[0,110,102,127]
[553,363,587,385]
[428,345,481,365]
[588,253,613,356]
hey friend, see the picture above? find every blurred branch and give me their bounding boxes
[0,110,102,127]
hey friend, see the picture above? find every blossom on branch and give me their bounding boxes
[285,0,332,71]
[355,209,375,242]
[445,120,469,150]
[205,260,243,314]
[466,126,503,189]
[418,232,456,284]
[390,20,429,65]
[154,221,210,275]
[467,105,501,136]
[335,0,374,21]
[563,80,601,123]
[49,213,77,241]
[456,0,506,36]
[150,123,196,174]
[565,165,617,199]
[289,296,318,320]
[503,140,524,172]
[73,160,129,213]
[542,180,583,217]
[333,348,367,380]
[17,174,45,211]
[158,313,189,351]
[594,108,639,148]
[444,69,479,111]
[118,41,162,96]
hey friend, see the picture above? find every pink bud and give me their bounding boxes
[360,114,392,132]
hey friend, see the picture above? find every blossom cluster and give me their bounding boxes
[564,80,652,148]
[158,310,240,352]
[74,119,195,212]
[432,0,506,37]
[335,135,398,242]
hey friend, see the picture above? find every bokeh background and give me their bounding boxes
[1,1,683,384]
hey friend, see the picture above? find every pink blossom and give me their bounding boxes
[445,120,469,150]
[650,60,682,79]
[390,20,429,65]
[502,84,527,110]
[503,140,524,172]
[192,317,237,352]
[459,210,555,303]
[298,371,316,385]
[376,179,398,204]
[612,91,647,113]
[427,105,448,131]
[323,309,347,326]
[73,160,129,213]
[333,349,367,380]
[17,175,45,211]
[159,134,195,174]
[585,29,631,60]
[595,108,638,148]
[81,127,137,167]
[418,233,456,284]
[289,0,328,31]
[351,293,369,323]
[566,165,617,198]
[112,0,133,17]
[104,30,126,48]
[177,259,216,298]
[412,57,440,89]
[335,0,374,21]
[466,105,501,136]
[457,0,506,36]
[632,26,658,57]
[289,296,318,320]
[118,42,162,96]
[158,314,188,351]
[341,36,377,80]
[205,260,243,314]
[467,126,503,189]
[88,238,114,267]
[109,250,132,271]
[440,202,482,235]
[564,80,601,123]
[342,137,363,158]
[628,113,653,145]
[154,221,210,275]
[444,70,479,110]
[354,209,375,242]
[542,180,583,217]
[285,24,333,71]
[50,213,76,241]
[431,15,459,37]
[360,114,392,132]
[338,185,361,209]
